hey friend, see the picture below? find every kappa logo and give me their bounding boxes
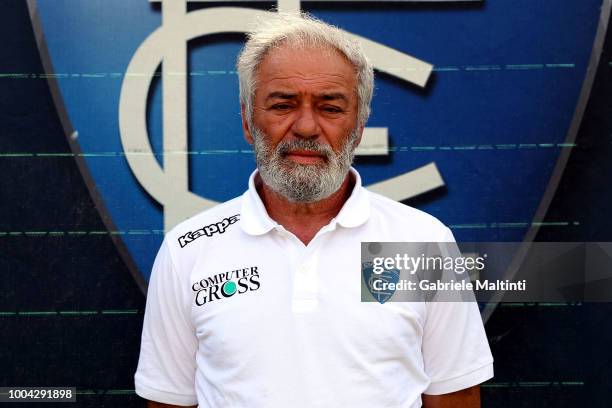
[192,266,261,306]
[178,214,240,248]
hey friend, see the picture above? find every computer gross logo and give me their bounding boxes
[192,266,261,306]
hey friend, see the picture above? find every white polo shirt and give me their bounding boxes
[135,168,493,407]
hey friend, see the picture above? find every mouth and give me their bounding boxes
[284,149,327,165]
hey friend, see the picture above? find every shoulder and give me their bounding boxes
[365,189,452,241]
[148,196,246,295]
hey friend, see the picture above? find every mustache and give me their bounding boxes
[276,139,334,160]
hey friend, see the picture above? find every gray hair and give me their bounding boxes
[237,11,374,127]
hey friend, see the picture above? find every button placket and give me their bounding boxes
[292,239,326,313]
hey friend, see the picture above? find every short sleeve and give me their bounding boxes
[134,239,198,406]
[422,228,494,395]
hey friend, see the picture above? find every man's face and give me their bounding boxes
[243,44,363,203]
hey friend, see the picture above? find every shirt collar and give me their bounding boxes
[335,168,371,228]
[240,170,277,236]
[240,167,371,236]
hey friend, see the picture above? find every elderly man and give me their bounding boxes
[135,12,493,408]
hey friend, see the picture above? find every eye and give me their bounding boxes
[321,105,344,114]
[270,103,293,111]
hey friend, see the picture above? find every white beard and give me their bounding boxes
[251,127,359,203]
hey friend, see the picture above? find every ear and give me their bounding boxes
[241,104,254,145]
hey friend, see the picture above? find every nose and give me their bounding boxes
[291,105,320,139]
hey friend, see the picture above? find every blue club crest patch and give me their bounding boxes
[362,262,401,304]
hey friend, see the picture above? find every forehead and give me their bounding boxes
[254,44,358,97]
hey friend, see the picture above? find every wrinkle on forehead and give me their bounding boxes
[263,39,352,67]
[254,44,358,99]
[256,44,357,82]
[264,76,354,93]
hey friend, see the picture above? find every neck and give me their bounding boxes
[256,172,354,245]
